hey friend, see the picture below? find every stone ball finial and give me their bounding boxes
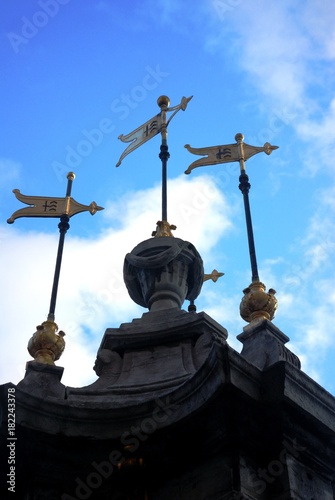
[124,236,204,311]
[28,320,65,365]
[240,281,277,323]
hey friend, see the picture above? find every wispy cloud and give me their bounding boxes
[198,0,335,391]
[0,174,234,387]
[208,0,335,175]
[0,158,21,185]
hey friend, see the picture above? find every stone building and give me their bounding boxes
[1,197,335,498]
[1,217,335,500]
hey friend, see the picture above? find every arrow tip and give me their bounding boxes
[264,142,279,155]
[89,202,104,215]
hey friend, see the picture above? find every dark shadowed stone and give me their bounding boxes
[2,232,335,498]
[237,318,301,370]
[16,361,65,399]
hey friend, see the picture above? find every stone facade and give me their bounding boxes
[1,235,335,499]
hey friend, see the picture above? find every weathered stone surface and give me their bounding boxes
[1,233,335,498]
[286,455,334,500]
[237,318,301,370]
[16,361,65,399]
[1,340,335,498]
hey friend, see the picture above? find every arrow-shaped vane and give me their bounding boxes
[184,140,278,175]
[7,172,104,323]
[7,186,102,224]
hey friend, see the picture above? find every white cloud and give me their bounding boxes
[208,0,335,175]
[301,0,335,60]
[0,174,235,388]
[0,158,21,185]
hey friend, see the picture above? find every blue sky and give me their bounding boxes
[1,0,335,394]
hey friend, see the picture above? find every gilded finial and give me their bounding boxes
[240,281,277,323]
[28,320,65,365]
[152,220,176,237]
[67,171,75,181]
[157,95,170,108]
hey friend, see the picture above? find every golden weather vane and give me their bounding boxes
[7,175,102,223]
[184,137,278,175]
[184,133,279,323]
[116,96,192,167]
[116,95,192,237]
[7,172,104,365]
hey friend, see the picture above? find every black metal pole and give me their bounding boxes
[47,173,74,321]
[239,170,260,283]
[159,142,170,221]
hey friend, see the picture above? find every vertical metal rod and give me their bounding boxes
[235,133,259,283]
[47,172,74,321]
[157,96,170,222]
[239,171,260,282]
[159,144,170,221]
